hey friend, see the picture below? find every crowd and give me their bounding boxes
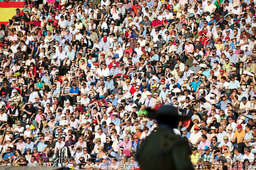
[0,0,255,169]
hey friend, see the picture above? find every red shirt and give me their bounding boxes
[108,61,119,69]
[131,4,141,15]
[152,19,161,27]
[130,86,136,95]
[200,37,208,46]
[124,48,133,55]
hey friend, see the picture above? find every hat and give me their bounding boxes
[204,146,210,151]
[128,99,133,103]
[199,64,207,68]
[103,36,107,42]
[211,126,216,130]
[191,115,200,122]
[223,136,228,140]
[237,124,242,129]
[193,60,198,65]
[227,126,232,131]
[146,91,152,96]
[244,71,254,77]
[30,125,36,130]
[145,105,189,120]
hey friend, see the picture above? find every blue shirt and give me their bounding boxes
[190,80,201,91]
[3,152,14,160]
[219,99,231,110]
[23,142,34,154]
[112,118,121,127]
[105,80,114,90]
[37,142,47,152]
[110,98,118,107]
[182,132,191,139]
[69,87,79,94]
[152,54,159,61]
[128,162,139,169]
[53,88,60,97]
[203,69,211,78]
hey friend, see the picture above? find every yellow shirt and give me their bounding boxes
[215,43,224,51]
[234,130,245,143]
[191,152,199,165]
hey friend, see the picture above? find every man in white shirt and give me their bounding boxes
[0,108,7,122]
[203,0,216,14]
[189,125,202,145]
[242,147,254,163]
[219,136,233,152]
[94,128,106,144]
[144,92,156,109]
[54,137,65,154]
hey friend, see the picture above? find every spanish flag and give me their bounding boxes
[0,0,24,25]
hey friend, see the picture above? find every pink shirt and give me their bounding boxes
[119,140,132,156]
[185,44,194,53]
[198,139,211,150]
[35,114,44,123]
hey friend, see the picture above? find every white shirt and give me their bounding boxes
[189,131,202,145]
[242,152,254,163]
[94,133,106,144]
[0,113,7,122]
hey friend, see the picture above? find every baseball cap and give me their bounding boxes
[237,124,242,129]
[204,146,210,151]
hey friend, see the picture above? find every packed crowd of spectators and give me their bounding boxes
[0,0,255,169]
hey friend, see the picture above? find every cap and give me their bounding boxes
[146,91,152,96]
[204,145,210,150]
[237,124,242,129]
[152,84,157,88]
[223,136,228,140]
[227,126,232,130]
[103,36,107,42]
[211,126,216,130]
